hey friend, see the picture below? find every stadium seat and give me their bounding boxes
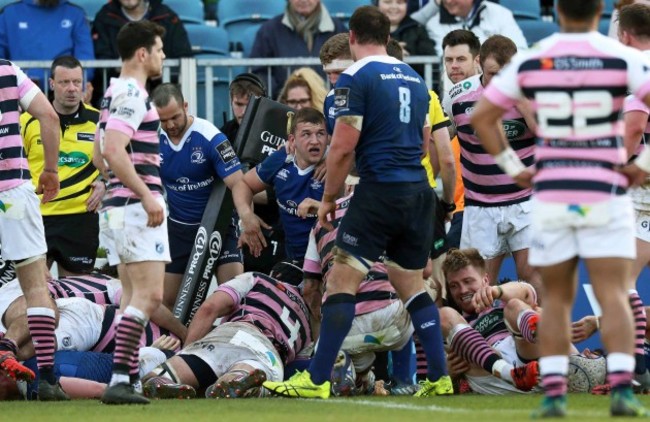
[218,0,284,28]
[0,0,12,9]
[499,0,541,20]
[517,20,559,46]
[185,24,229,57]
[164,0,204,24]
[598,17,611,36]
[240,24,262,57]
[322,0,370,24]
[70,0,107,21]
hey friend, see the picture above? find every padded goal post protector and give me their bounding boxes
[173,96,295,325]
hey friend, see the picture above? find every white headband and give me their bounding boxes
[323,59,354,72]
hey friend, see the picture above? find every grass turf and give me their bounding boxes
[2,394,650,422]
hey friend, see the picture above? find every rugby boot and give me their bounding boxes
[38,380,70,401]
[531,395,567,418]
[206,369,267,398]
[0,351,35,382]
[611,387,650,417]
[143,377,196,400]
[263,370,330,399]
[413,375,454,397]
[512,360,540,392]
[101,382,150,405]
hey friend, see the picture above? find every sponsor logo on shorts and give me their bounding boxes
[62,336,72,347]
[641,219,650,230]
[155,241,164,254]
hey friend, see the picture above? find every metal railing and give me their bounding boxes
[15,56,440,126]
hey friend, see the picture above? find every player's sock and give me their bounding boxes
[0,337,18,353]
[391,338,415,384]
[111,306,147,387]
[26,307,57,384]
[539,355,569,398]
[308,293,355,385]
[628,290,647,375]
[607,352,635,390]
[517,310,538,344]
[405,291,447,381]
[449,325,507,378]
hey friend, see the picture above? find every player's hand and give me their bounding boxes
[86,180,106,212]
[318,198,336,232]
[513,169,534,189]
[619,163,649,187]
[571,315,599,343]
[151,334,181,351]
[238,212,269,257]
[142,195,164,227]
[447,351,470,376]
[297,198,320,218]
[471,285,496,313]
[37,171,60,203]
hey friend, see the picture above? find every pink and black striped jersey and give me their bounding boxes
[447,74,534,206]
[303,194,399,316]
[0,61,41,192]
[484,32,650,204]
[48,272,122,305]
[97,77,163,209]
[217,272,312,365]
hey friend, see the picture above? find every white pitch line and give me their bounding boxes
[325,398,606,418]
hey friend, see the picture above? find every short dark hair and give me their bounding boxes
[151,83,184,108]
[230,73,266,99]
[442,29,481,58]
[349,6,390,46]
[557,0,601,22]
[50,55,82,78]
[116,21,166,60]
[287,107,325,136]
[618,3,650,40]
[386,38,404,60]
[479,35,517,68]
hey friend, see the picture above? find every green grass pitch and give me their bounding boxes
[3,394,650,422]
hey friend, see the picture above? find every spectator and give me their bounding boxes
[278,67,328,113]
[250,0,347,96]
[376,0,435,78]
[92,0,192,60]
[21,56,104,278]
[0,0,95,89]
[411,0,527,56]
[91,0,192,104]
[220,73,267,141]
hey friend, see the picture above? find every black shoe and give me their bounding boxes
[38,380,70,401]
[143,377,196,399]
[101,382,150,405]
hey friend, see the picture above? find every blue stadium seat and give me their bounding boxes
[70,0,107,21]
[0,0,14,9]
[322,0,370,23]
[164,0,204,24]
[218,0,284,28]
[499,0,541,20]
[598,17,611,36]
[240,24,262,57]
[517,20,559,46]
[185,24,229,57]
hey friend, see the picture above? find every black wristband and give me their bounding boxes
[440,200,456,213]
